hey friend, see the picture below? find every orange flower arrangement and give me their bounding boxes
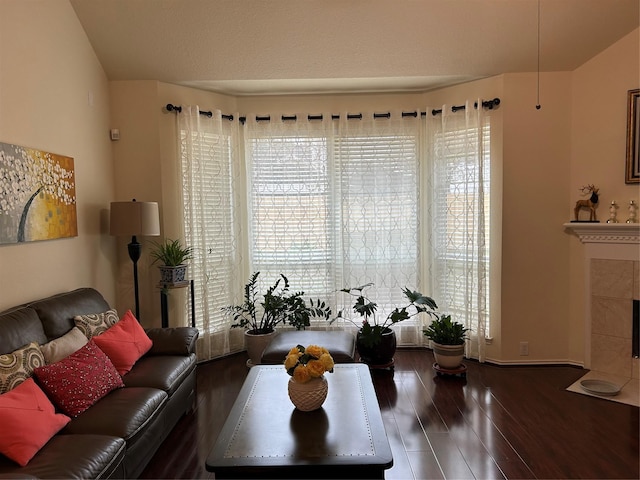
[284,344,334,383]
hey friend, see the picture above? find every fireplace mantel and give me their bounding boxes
[563,223,640,244]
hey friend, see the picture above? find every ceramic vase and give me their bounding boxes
[287,376,328,411]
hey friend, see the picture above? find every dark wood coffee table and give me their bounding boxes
[205,364,393,479]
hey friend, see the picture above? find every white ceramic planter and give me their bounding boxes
[244,330,276,368]
[432,342,465,369]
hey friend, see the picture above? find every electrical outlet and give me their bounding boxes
[519,341,529,356]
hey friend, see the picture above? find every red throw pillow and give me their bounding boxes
[0,378,70,466]
[92,310,152,375]
[34,340,124,417]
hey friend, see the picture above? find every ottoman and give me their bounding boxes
[261,330,356,364]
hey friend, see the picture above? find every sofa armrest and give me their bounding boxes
[145,327,198,356]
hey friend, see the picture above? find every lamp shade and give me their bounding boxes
[109,201,160,237]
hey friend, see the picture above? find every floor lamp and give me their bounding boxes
[109,199,160,320]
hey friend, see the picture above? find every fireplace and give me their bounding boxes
[565,223,639,405]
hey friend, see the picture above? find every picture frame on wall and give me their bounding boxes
[626,88,640,184]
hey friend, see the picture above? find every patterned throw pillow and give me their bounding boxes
[73,309,119,340]
[92,310,152,375]
[40,327,88,364]
[0,378,70,466]
[34,340,124,417]
[0,342,45,395]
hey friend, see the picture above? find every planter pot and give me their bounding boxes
[158,264,188,285]
[244,329,276,368]
[356,328,397,367]
[432,342,465,369]
[287,376,328,411]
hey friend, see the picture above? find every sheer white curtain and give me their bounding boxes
[175,103,493,362]
[243,113,336,304]
[426,101,490,362]
[178,107,246,361]
[244,112,429,343]
[333,112,427,345]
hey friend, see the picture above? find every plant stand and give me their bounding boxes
[433,362,467,378]
[159,279,195,328]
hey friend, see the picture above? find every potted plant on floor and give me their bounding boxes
[423,314,469,369]
[150,238,193,286]
[224,272,332,367]
[334,283,438,368]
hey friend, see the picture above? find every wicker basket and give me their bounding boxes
[287,376,328,411]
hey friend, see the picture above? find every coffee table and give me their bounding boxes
[205,364,393,479]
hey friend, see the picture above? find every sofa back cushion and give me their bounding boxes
[0,307,47,355]
[28,288,110,341]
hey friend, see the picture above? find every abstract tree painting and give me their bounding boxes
[0,142,77,244]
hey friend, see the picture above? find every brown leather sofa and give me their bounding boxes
[0,288,199,479]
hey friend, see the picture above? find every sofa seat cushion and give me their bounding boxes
[63,386,167,445]
[0,434,125,479]
[261,330,356,364]
[123,354,196,396]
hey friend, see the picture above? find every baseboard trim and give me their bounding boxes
[483,357,585,368]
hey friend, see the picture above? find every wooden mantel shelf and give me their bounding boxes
[563,222,640,244]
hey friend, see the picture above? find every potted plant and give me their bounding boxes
[224,272,332,367]
[423,314,469,369]
[334,283,438,367]
[150,238,193,286]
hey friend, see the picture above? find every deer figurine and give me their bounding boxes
[574,184,599,222]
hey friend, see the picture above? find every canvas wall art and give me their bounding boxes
[0,142,77,245]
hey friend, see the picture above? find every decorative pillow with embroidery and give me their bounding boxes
[0,378,70,466]
[40,327,88,364]
[73,309,119,340]
[33,340,124,417]
[92,310,152,375]
[0,342,45,395]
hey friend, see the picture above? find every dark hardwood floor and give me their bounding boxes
[141,350,639,479]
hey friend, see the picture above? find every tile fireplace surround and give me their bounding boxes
[564,223,639,406]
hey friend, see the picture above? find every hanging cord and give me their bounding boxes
[536,0,541,110]
[166,98,501,122]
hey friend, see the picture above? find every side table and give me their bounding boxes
[159,279,195,328]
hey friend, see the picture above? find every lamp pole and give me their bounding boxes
[127,235,142,320]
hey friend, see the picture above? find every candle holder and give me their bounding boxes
[606,201,618,223]
[626,200,637,224]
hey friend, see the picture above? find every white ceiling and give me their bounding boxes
[69,0,640,96]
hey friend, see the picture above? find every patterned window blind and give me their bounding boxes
[177,103,494,361]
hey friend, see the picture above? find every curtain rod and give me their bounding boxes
[166,98,500,123]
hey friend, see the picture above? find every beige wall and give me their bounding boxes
[109,81,238,326]
[568,28,640,364]
[500,72,573,363]
[0,0,116,310]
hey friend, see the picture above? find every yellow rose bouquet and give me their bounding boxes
[285,344,334,384]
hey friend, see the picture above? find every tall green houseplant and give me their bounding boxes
[150,238,193,285]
